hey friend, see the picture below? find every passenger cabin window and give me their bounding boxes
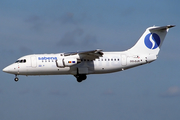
[15,59,26,63]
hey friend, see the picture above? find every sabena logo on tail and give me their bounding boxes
[144,33,161,49]
[127,25,175,55]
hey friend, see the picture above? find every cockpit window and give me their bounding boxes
[15,59,26,63]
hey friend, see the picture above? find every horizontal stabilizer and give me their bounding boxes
[149,25,175,31]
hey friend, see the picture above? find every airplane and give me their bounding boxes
[3,25,175,82]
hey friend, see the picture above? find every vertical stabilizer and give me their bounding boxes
[127,25,175,56]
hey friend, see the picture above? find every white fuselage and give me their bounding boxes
[4,52,152,76]
[3,25,174,82]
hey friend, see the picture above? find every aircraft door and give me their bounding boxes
[31,56,37,68]
[121,55,127,66]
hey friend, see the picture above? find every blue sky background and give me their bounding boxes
[1,0,180,120]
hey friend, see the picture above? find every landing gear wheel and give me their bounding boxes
[74,74,87,82]
[77,78,83,83]
[14,75,19,82]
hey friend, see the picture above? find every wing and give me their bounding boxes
[64,49,103,60]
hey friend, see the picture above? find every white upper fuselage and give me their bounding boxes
[3,51,149,76]
[3,25,174,82]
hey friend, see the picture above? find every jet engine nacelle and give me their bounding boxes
[56,58,81,68]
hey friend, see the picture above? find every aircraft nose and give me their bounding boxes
[3,66,12,73]
[3,67,8,72]
[2,64,18,74]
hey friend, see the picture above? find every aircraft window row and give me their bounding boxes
[97,58,120,61]
[40,59,120,62]
[15,59,26,63]
[81,58,120,61]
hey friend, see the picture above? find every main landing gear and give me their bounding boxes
[74,74,87,82]
[14,75,19,82]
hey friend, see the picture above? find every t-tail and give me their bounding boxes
[126,25,175,63]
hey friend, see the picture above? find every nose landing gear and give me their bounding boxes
[14,75,19,82]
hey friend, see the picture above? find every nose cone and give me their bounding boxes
[2,64,17,74]
[3,66,12,73]
[3,67,9,73]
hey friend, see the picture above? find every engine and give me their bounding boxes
[56,58,81,68]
